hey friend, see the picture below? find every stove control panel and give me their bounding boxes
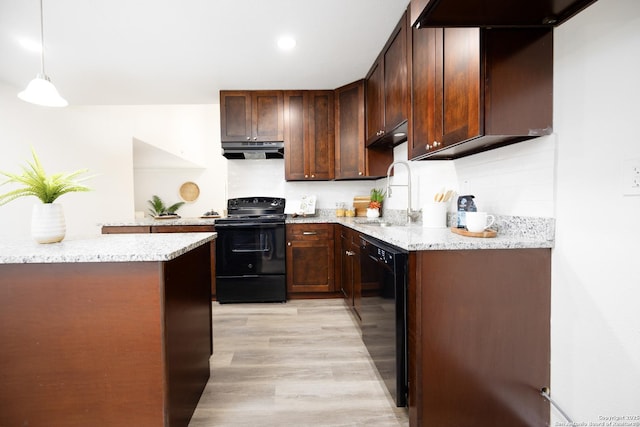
[227,197,286,214]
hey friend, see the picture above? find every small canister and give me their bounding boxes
[335,202,345,217]
[345,206,356,217]
[456,195,477,228]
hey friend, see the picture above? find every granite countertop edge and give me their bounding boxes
[0,232,216,265]
[286,211,554,251]
[101,217,218,227]
[98,211,554,252]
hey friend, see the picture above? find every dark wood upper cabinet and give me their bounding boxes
[411,0,599,28]
[335,80,393,180]
[365,9,411,148]
[284,90,335,181]
[284,91,306,180]
[220,90,284,142]
[410,27,553,160]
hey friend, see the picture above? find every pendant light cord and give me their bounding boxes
[39,0,45,75]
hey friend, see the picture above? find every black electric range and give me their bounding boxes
[215,197,286,303]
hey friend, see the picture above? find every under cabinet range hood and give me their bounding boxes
[221,141,284,159]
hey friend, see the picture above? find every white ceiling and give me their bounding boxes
[0,0,410,105]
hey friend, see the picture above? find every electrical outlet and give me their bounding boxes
[622,159,640,196]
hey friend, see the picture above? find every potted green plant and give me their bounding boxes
[0,148,92,243]
[147,195,185,218]
[367,188,385,218]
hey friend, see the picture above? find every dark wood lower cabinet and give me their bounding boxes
[408,249,551,426]
[338,226,363,319]
[101,224,217,299]
[286,223,338,298]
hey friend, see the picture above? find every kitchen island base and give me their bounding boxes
[0,242,212,427]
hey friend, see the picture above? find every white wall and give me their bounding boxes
[129,104,227,218]
[0,84,226,237]
[551,0,640,422]
[0,84,135,238]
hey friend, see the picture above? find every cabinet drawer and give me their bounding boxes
[102,226,151,234]
[151,225,215,233]
[287,224,333,240]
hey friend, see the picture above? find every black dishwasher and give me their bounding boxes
[360,235,408,407]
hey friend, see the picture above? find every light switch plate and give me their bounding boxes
[622,158,640,196]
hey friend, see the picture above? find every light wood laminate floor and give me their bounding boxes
[189,299,409,427]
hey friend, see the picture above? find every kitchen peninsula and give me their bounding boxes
[0,232,216,427]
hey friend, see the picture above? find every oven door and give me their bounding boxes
[215,222,285,277]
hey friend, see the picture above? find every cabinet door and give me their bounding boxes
[351,234,362,320]
[365,59,384,145]
[438,28,481,147]
[286,224,335,293]
[335,81,393,179]
[284,91,334,181]
[335,81,366,179]
[308,91,335,180]
[410,26,438,159]
[220,91,252,142]
[252,91,284,142]
[339,229,354,300]
[410,27,481,159]
[284,91,307,180]
[414,249,550,426]
[383,11,410,134]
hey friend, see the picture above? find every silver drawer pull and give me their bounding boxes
[302,231,318,235]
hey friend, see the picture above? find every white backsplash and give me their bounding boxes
[225,135,555,219]
[453,135,556,217]
[227,159,378,210]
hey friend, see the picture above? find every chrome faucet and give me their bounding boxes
[385,161,420,223]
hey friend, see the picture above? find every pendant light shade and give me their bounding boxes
[18,0,67,107]
[18,73,68,107]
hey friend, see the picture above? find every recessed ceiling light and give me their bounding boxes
[277,36,296,51]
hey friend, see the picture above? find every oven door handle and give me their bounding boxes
[214,222,283,229]
[231,248,271,253]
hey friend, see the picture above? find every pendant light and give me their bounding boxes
[18,0,68,107]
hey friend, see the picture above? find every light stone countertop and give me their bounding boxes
[287,211,554,251]
[99,211,554,252]
[0,232,216,264]
[101,217,218,227]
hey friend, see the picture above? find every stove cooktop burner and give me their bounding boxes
[217,197,286,224]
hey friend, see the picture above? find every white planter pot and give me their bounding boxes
[31,203,66,244]
[366,208,380,218]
